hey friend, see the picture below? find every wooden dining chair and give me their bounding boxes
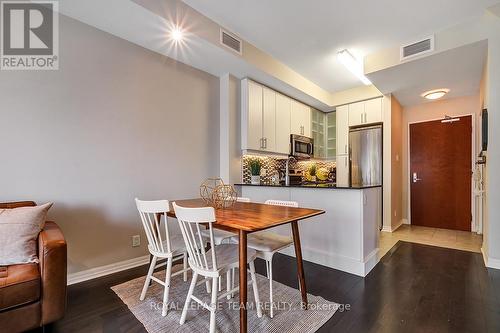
[231,199,297,318]
[173,202,262,333]
[135,198,190,317]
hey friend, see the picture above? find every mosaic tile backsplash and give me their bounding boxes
[242,155,336,185]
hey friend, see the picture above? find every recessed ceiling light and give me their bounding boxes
[337,49,371,86]
[422,89,449,100]
[171,27,183,42]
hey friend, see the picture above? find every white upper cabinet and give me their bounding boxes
[364,98,383,124]
[242,79,313,154]
[245,80,263,150]
[336,105,349,156]
[348,101,365,127]
[348,98,383,126]
[291,100,311,137]
[262,87,276,152]
[275,93,291,154]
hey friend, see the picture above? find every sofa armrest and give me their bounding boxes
[38,221,67,325]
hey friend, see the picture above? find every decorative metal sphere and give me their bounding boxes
[200,178,237,208]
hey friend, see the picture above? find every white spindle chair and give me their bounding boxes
[231,199,297,318]
[135,199,190,317]
[199,197,251,292]
[173,202,262,333]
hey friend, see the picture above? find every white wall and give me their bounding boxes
[483,12,500,268]
[0,15,219,274]
[219,74,241,184]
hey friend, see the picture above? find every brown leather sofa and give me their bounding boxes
[0,201,67,332]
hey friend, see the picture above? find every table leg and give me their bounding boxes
[239,230,248,333]
[291,221,308,309]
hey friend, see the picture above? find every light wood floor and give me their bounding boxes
[379,224,483,258]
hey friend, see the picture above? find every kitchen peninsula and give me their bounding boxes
[235,183,382,276]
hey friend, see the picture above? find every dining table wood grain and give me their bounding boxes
[166,198,325,333]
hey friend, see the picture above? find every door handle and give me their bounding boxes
[260,138,264,149]
[264,138,267,149]
[413,172,422,183]
[360,114,363,124]
[345,144,347,154]
[364,113,367,123]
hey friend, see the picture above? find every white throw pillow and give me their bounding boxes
[0,202,53,265]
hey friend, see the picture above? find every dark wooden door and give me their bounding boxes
[410,116,472,231]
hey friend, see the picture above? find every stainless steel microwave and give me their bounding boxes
[290,134,314,159]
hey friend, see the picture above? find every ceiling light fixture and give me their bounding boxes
[422,89,449,100]
[337,49,371,85]
[171,27,183,42]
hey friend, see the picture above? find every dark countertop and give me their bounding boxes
[234,183,382,190]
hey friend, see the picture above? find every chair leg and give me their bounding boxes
[269,259,274,318]
[180,272,198,325]
[140,255,157,300]
[161,258,173,316]
[209,276,219,333]
[249,261,262,318]
[231,267,235,298]
[183,253,188,282]
[226,270,232,300]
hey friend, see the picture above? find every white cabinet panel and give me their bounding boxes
[336,155,350,187]
[275,93,291,154]
[291,100,311,137]
[336,105,349,156]
[348,101,365,127]
[262,87,276,151]
[364,98,382,124]
[246,80,263,150]
[303,105,311,137]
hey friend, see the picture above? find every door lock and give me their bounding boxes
[413,172,422,183]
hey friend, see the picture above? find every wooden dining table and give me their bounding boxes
[166,198,325,333]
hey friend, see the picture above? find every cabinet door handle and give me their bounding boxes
[260,138,264,149]
[345,156,347,167]
[360,114,363,124]
[345,144,347,154]
[264,138,267,149]
[364,113,367,123]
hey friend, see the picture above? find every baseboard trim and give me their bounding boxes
[481,248,500,270]
[67,255,150,285]
[280,246,379,277]
[381,219,404,233]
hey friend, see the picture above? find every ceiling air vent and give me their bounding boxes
[220,29,242,55]
[400,36,434,61]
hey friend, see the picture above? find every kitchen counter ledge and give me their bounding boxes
[234,183,382,190]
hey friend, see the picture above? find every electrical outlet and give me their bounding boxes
[132,235,140,247]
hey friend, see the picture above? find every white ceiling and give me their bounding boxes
[57,0,333,111]
[184,0,498,92]
[367,41,488,107]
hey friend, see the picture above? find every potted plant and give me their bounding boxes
[249,159,262,185]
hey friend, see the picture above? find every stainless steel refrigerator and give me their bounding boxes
[349,125,382,187]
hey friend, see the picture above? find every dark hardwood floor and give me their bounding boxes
[42,241,500,333]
